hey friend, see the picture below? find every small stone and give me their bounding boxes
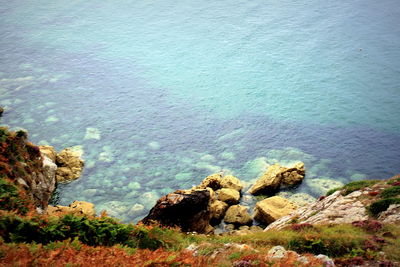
[267,246,287,259]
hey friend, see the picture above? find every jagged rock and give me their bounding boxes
[210,200,229,222]
[200,173,243,192]
[224,205,252,225]
[281,162,305,185]
[217,188,240,204]
[56,148,84,183]
[254,196,298,225]
[47,200,95,217]
[249,162,305,195]
[39,145,57,162]
[141,189,213,233]
[265,190,369,231]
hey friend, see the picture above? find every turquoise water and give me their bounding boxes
[1,0,400,222]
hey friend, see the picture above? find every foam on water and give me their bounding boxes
[1,0,400,222]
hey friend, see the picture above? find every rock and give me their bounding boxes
[55,148,84,183]
[265,190,369,231]
[249,162,305,195]
[47,201,95,217]
[210,200,229,222]
[0,106,3,116]
[378,204,400,224]
[267,246,287,259]
[39,146,57,162]
[220,175,243,191]
[200,173,243,192]
[141,189,213,233]
[249,164,285,195]
[316,254,335,267]
[250,225,264,232]
[254,196,298,225]
[200,173,224,190]
[224,205,252,225]
[217,188,240,204]
[281,162,305,185]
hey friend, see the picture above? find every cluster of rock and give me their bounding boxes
[39,145,84,183]
[142,162,306,233]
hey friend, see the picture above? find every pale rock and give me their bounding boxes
[224,205,252,225]
[47,200,95,217]
[254,196,298,225]
[378,204,400,224]
[220,175,243,191]
[267,246,287,259]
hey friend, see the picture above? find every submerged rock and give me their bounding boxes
[224,205,252,225]
[254,196,297,225]
[141,189,213,233]
[249,162,305,195]
[55,148,84,183]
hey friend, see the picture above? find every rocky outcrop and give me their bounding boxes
[377,204,400,224]
[141,189,213,233]
[249,162,305,195]
[254,196,298,225]
[55,148,84,183]
[224,205,252,225]
[47,200,95,217]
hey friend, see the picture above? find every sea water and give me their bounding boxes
[1,0,400,222]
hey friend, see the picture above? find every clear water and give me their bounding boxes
[1,0,400,222]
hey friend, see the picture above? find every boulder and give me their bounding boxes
[224,205,252,225]
[217,188,240,204]
[200,173,243,192]
[39,145,57,162]
[249,164,286,195]
[141,189,213,233]
[254,196,297,225]
[47,200,95,217]
[210,200,229,222]
[220,175,243,191]
[281,162,305,185]
[249,162,305,195]
[55,148,84,183]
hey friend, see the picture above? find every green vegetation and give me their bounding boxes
[326,180,380,196]
[0,212,194,251]
[0,179,29,215]
[367,198,400,217]
[380,186,400,198]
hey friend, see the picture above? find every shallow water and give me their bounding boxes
[1,0,400,222]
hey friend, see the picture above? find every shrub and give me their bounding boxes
[380,186,400,198]
[367,198,400,217]
[352,220,382,232]
[0,179,30,215]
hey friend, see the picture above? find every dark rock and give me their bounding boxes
[0,106,3,116]
[141,189,213,233]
